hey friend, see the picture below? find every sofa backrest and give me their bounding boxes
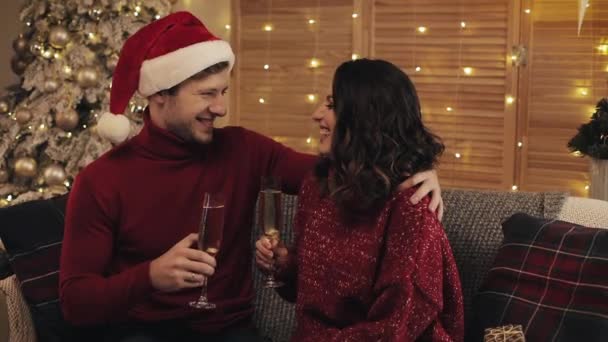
[440,189,565,332]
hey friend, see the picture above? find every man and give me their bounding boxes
[59,12,442,341]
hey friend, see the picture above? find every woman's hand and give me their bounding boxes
[255,236,289,273]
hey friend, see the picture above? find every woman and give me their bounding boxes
[256,59,464,341]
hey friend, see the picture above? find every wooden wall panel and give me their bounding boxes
[372,0,517,190]
[233,0,354,154]
[232,0,606,196]
[517,0,608,196]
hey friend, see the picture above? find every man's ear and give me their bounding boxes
[148,91,169,106]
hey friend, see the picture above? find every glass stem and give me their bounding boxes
[199,277,209,300]
[268,253,278,281]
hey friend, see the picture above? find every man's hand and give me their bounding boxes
[398,169,444,221]
[255,236,289,273]
[149,233,216,292]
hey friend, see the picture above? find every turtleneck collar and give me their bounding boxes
[131,109,209,160]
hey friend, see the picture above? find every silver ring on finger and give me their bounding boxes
[189,272,196,282]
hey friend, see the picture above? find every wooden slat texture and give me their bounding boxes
[234,0,354,154]
[372,0,516,190]
[232,0,605,196]
[518,0,608,196]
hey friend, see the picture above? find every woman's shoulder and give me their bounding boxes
[386,187,441,231]
[299,175,319,195]
[388,186,427,210]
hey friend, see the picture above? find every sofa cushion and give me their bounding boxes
[0,194,80,341]
[471,213,608,341]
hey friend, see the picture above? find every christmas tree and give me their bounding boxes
[0,0,173,207]
[568,98,608,160]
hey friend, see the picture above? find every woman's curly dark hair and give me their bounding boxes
[315,59,444,218]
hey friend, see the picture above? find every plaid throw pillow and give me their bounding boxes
[472,213,608,342]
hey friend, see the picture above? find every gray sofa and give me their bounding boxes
[251,190,608,341]
[1,189,608,341]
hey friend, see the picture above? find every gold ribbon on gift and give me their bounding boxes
[484,324,526,342]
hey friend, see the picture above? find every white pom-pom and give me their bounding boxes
[97,112,131,144]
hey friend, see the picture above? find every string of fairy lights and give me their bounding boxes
[262,0,272,135]
[305,0,323,147]
[516,2,594,194]
[412,0,474,188]
[223,1,601,194]
[243,1,361,151]
[410,1,591,192]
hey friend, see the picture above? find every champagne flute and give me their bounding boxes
[258,176,284,288]
[189,192,225,309]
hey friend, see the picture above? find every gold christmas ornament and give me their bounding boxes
[47,185,69,195]
[106,54,119,72]
[0,101,9,114]
[10,56,28,75]
[43,164,67,186]
[55,109,79,131]
[14,157,37,178]
[12,36,29,55]
[76,66,99,88]
[0,169,9,183]
[15,108,32,125]
[49,26,70,49]
[43,79,59,93]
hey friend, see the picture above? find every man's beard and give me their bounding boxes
[166,120,212,144]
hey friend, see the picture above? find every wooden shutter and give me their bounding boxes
[516,0,608,196]
[372,0,518,190]
[232,0,604,196]
[232,0,354,154]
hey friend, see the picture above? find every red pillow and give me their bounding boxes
[471,213,608,341]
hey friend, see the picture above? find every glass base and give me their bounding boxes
[264,279,284,288]
[189,299,216,309]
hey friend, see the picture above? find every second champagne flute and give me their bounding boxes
[258,177,284,288]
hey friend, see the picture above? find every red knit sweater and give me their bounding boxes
[278,178,464,341]
[59,113,315,332]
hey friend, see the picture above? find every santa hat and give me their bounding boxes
[97,11,235,144]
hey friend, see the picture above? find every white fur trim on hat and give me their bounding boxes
[97,112,131,144]
[138,40,234,97]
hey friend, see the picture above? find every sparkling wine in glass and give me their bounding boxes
[189,192,225,309]
[259,177,284,288]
